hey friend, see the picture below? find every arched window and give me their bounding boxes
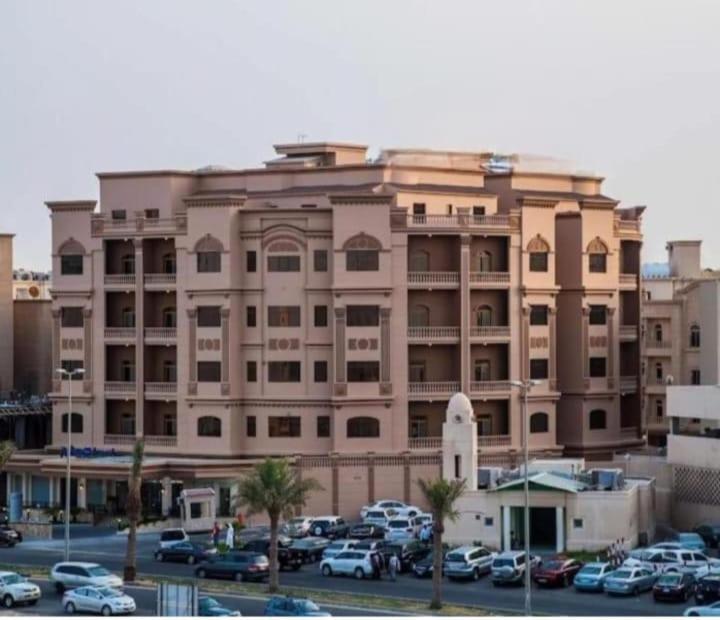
[162,307,177,328]
[690,324,700,348]
[121,254,135,275]
[530,412,549,433]
[589,409,607,430]
[121,307,135,328]
[61,413,83,433]
[475,305,493,326]
[474,251,493,273]
[656,399,664,419]
[163,360,177,383]
[347,417,380,438]
[198,416,222,437]
[121,360,135,382]
[409,250,430,272]
[655,362,663,382]
[195,235,224,273]
[587,237,609,273]
[58,238,86,276]
[162,253,176,274]
[409,305,430,327]
[527,236,550,272]
[654,324,663,343]
[344,233,381,272]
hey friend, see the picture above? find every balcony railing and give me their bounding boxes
[104,274,136,286]
[104,327,136,339]
[144,273,176,286]
[105,381,136,394]
[469,271,511,285]
[92,213,187,237]
[400,213,512,228]
[616,220,641,235]
[478,434,512,448]
[145,382,177,394]
[469,326,511,339]
[408,381,461,395]
[646,339,672,349]
[620,376,638,392]
[620,273,638,286]
[620,325,638,339]
[145,435,177,447]
[407,326,460,340]
[470,381,511,393]
[407,271,460,286]
[144,327,177,340]
[104,434,135,445]
[408,436,442,450]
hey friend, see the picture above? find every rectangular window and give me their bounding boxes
[246,251,257,273]
[314,305,328,327]
[268,361,301,382]
[197,252,221,273]
[589,357,607,378]
[346,305,379,327]
[269,416,301,438]
[589,253,607,273]
[589,305,607,325]
[573,518,584,529]
[473,205,486,217]
[61,307,84,328]
[346,250,379,271]
[313,250,328,272]
[246,416,256,437]
[197,361,221,382]
[530,359,549,380]
[412,203,426,215]
[246,361,257,383]
[268,256,300,272]
[347,361,380,382]
[484,517,494,527]
[246,306,256,327]
[314,360,328,383]
[144,209,159,219]
[60,255,83,275]
[60,360,84,379]
[197,306,221,327]
[268,306,301,327]
[111,209,127,221]
[317,416,330,438]
[529,305,548,326]
[691,369,701,385]
[529,252,548,272]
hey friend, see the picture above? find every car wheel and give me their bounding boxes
[314,527,323,536]
[2,594,14,609]
[187,555,195,565]
[197,568,207,579]
[473,568,480,581]
[354,567,365,579]
[688,613,699,617]
[155,552,164,561]
[65,601,76,614]
[234,572,245,582]
[101,605,112,616]
[322,565,332,577]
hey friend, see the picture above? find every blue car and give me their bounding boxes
[573,562,613,592]
[264,596,330,616]
[604,567,657,596]
[676,533,707,553]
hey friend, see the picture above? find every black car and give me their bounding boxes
[378,540,431,572]
[653,571,696,602]
[154,541,215,564]
[349,523,385,540]
[695,524,720,549]
[241,536,303,570]
[696,575,720,605]
[290,537,331,563]
[195,551,269,582]
[309,518,349,540]
[413,551,442,578]
[0,525,21,547]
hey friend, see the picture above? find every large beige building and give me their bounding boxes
[6,142,645,517]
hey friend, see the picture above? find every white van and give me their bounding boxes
[159,528,189,549]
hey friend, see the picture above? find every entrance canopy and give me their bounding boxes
[492,472,586,494]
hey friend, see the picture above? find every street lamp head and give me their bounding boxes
[510,379,542,389]
[56,367,85,376]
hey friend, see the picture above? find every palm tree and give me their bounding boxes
[123,439,144,582]
[233,458,322,593]
[417,477,467,610]
[0,441,14,471]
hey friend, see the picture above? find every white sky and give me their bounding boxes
[1,0,719,270]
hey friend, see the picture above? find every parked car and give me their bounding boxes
[198,596,241,616]
[603,567,657,595]
[241,536,303,571]
[322,539,360,560]
[533,558,583,587]
[573,562,614,592]
[349,522,384,540]
[155,541,216,564]
[651,542,687,551]
[62,586,135,616]
[696,575,720,605]
[320,550,373,579]
[491,551,542,586]
[444,546,494,581]
[159,528,189,549]
[0,571,41,608]
[194,552,269,582]
[413,551,440,578]
[290,537,331,563]
[309,517,349,539]
[384,518,421,541]
[684,601,720,616]
[655,549,718,570]
[653,570,696,602]
[50,563,123,594]
[360,500,420,520]
[363,510,395,530]
[284,517,314,539]
[377,539,431,572]
[0,525,22,546]
[696,525,720,550]
[675,533,709,553]
[353,540,382,553]
[264,596,330,616]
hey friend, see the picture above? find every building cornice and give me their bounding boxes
[329,193,394,206]
[183,194,246,208]
[46,200,97,213]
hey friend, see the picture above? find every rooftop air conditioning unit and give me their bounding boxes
[588,468,625,491]
[477,467,505,490]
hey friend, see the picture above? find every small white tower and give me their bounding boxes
[442,392,478,489]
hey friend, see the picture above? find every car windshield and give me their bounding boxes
[388,521,409,528]
[327,543,343,550]
[367,512,384,518]
[297,600,320,612]
[658,574,682,585]
[3,574,24,585]
[544,561,564,570]
[679,533,701,542]
[579,566,602,575]
[493,558,514,567]
[97,588,121,598]
[613,570,632,579]
[87,567,110,577]
[446,552,466,563]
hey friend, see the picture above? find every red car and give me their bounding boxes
[533,558,583,587]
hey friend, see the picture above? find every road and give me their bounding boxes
[1,529,706,616]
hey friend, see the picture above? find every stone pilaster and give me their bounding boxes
[549,307,557,390]
[460,235,471,394]
[134,239,144,437]
[380,307,392,394]
[187,309,197,395]
[582,307,590,388]
[51,309,61,392]
[607,307,616,389]
[221,308,230,396]
[82,308,93,393]
[367,453,375,504]
[521,307,531,381]
[333,308,346,396]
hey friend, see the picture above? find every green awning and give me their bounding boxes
[491,472,585,494]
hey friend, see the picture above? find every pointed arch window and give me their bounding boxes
[690,324,700,348]
[587,237,609,273]
[527,236,550,272]
[409,249,430,272]
[474,251,493,273]
[121,254,135,275]
[475,305,493,327]
[409,305,430,327]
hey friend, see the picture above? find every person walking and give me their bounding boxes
[420,524,430,546]
[371,552,382,580]
[212,521,220,547]
[388,553,400,582]
[225,522,235,549]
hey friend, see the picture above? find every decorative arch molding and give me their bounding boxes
[526,235,550,253]
[193,234,224,253]
[58,238,87,256]
[586,236,609,254]
[267,239,301,253]
[261,224,307,250]
[342,232,382,251]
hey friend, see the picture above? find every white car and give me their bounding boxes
[320,550,374,579]
[0,571,41,608]
[159,528,189,549]
[322,539,360,560]
[284,517,314,538]
[363,509,395,529]
[385,517,421,541]
[62,586,136,616]
[51,562,123,593]
[360,500,420,520]
[684,601,720,616]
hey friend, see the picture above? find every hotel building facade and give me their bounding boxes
[6,143,645,517]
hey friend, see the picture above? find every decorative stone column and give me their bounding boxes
[555,506,565,553]
[460,235,471,394]
[607,307,616,390]
[582,307,590,388]
[187,309,197,395]
[549,307,557,390]
[502,505,511,551]
[77,477,87,510]
[134,239,144,437]
[521,307,531,381]
[333,308,346,396]
[161,476,172,516]
[51,309,61,392]
[221,308,230,396]
[380,308,392,395]
[48,475,55,505]
[83,308,93,393]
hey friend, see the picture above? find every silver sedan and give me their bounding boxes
[62,586,136,616]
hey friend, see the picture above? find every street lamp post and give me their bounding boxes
[511,378,541,617]
[56,366,84,562]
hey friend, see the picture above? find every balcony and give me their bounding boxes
[144,273,176,288]
[104,434,135,445]
[469,381,512,395]
[615,219,642,240]
[469,326,511,341]
[91,213,187,238]
[407,271,459,288]
[620,376,638,394]
[408,381,461,400]
[478,434,512,449]
[104,274,135,288]
[469,271,511,288]
[144,327,177,343]
[145,382,177,399]
[395,213,512,231]
[407,326,460,343]
[619,273,638,290]
[646,340,673,355]
[408,436,442,451]
[619,325,638,342]
[104,327,136,342]
[145,435,177,447]
[105,382,136,398]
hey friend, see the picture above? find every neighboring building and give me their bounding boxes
[0,235,14,395]
[13,269,52,300]
[642,241,720,445]
[5,142,645,516]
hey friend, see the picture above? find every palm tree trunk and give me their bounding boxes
[268,513,279,593]
[124,521,137,582]
[430,520,443,610]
